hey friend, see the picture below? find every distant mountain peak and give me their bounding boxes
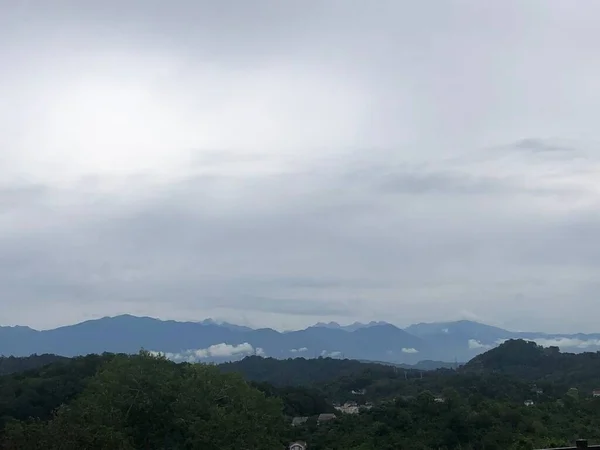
[3,315,600,365]
[0,325,36,331]
[197,318,252,332]
[312,320,393,332]
[314,321,342,329]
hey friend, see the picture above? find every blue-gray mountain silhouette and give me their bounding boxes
[1,315,599,364]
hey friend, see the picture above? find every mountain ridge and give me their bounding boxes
[2,315,600,364]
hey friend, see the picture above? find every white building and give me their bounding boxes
[334,402,360,415]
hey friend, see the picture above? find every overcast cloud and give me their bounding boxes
[1,1,599,332]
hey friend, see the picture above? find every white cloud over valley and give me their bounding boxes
[151,343,264,362]
[402,348,419,354]
[468,340,492,350]
[290,348,308,353]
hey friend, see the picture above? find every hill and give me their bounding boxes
[219,356,399,387]
[462,339,600,394]
[0,354,68,376]
[2,345,600,449]
[358,359,462,370]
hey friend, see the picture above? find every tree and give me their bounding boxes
[3,352,286,450]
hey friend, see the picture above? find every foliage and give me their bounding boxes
[291,392,600,449]
[0,354,68,376]
[251,381,336,417]
[463,339,600,392]
[2,341,600,449]
[220,356,403,387]
[0,353,113,429]
[2,351,285,450]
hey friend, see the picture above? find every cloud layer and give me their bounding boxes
[152,343,264,363]
[402,348,419,354]
[1,1,600,332]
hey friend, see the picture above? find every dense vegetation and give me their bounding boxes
[462,339,600,393]
[1,352,285,449]
[0,340,599,449]
[0,354,67,376]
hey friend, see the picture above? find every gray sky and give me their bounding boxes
[1,0,599,332]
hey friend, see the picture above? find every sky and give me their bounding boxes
[1,1,599,333]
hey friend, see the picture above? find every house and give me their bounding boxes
[317,413,336,424]
[434,396,445,403]
[291,416,308,426]
[524,400,534,406]
[289,441,307,450]
[334,402,359,415]
[351,389,366,395]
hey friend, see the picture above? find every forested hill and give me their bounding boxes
[219,355,402,386]
[6,340,600,394]
[462,339,600,392]
[0,354,68,376]
[1,342,600,448]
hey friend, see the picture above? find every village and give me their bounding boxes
[286,386,600,449]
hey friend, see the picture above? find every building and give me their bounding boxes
[434,396,445,403]
[291,416,308,426]
[524,400,535,406]
[289,441,307,450]
[593,389,600,398]
[334,402,359,415]
[317,413,337,424]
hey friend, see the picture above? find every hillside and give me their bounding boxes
[358,359,462,370]
[2,345,600,449]
[219,356,399,386]
[0,354,68,376]
[232,355,537,404]
[462,339,600,393]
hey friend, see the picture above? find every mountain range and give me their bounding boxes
[1,315,599,365]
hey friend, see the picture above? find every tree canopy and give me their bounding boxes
[2,352,285,450]
[1,341,600,449]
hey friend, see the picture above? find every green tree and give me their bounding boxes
[4,352,285,450]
